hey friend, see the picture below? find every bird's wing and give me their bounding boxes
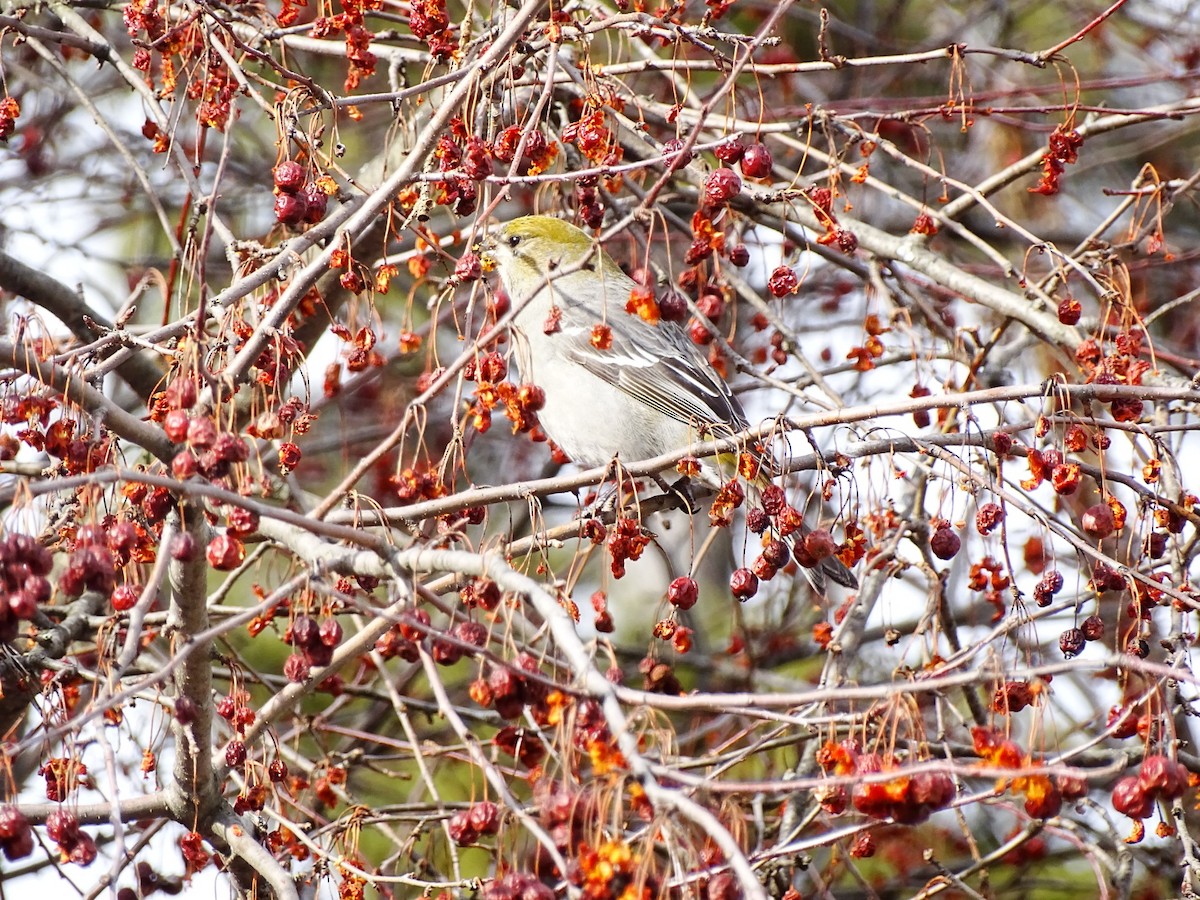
[555,295,750,433]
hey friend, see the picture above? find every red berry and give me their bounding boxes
[766,266,797,298]
[283,653,311,682]
[273,160,305,193]
[455,252,482,282]
[206,535,245,571]
[714,138,745,163]
[8,589,37,620]
[761,539,789,569]
[746,508,769,533]
[1081,614,1104,641]
[452,620,488,648]
[1111,775,1153,819]
[802,528,837,561]
[930,525,961,560]
[667,576,699,610]
[740,142,773,178]
[170,533,196,561]
[1138,755,1189,800]
[658,291,687,322]
[319,618,343,647]
[399,609,430,642]
[703,167,742,206]
[46,808,80,845]
[273,191,308,226]
[730,567,759,600]
[975,502,1004,535]
[463,137,493,179]
[300,182,328,224]
[163,376,197,409]
[662,137,693,167]
[1059,627,1085,658]
[728,244,749,267]
[468,800,501,835]
[225,741,247,768]
[1058,296,1082,325]
[111,584,139,611]
[447,809,478,845]
[68,831,97,865]
[0,805,29,841]
[163,409,190,442]
[1082,503,1115,538]
[171,450,197,479]
[289,615,319,648]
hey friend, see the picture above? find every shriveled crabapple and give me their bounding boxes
[803,528,838,561]
[46,808,81,845]
[662,137,693,167]
[930,523,961,560]
[274,192,308,226]
[0,805,32,861]
[975,502,1004,535]
[703,167,742,206]
[658,291,687,322]
[740,141,773,178]
[714,137,746,163]
[730,567,758,600]
[768,266,799,297]
[666,576,699,610]
[273,160,306,193]
[283,653,311,682]
[455,252,482,282]
[1137,755,1189,800]
[1082,614,1105,641]
[300,182,328,224]
[1082,503,1116,538]
[1059,627,1085,658]
[1111,775,1153,819]
[761,539,790,569]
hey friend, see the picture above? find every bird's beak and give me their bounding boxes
[478,237,497,273]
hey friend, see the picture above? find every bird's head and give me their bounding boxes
[481,216,604,287]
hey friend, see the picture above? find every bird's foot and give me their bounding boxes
[653,475,698,515]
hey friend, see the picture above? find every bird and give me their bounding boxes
[481,214,856,591]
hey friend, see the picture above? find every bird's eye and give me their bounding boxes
[508,234,522,248]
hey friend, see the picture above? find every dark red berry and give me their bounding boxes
[662,137,693,167]
[703,167,742,206]
[930,525,961,560]
[274,192,308,226]
[273,160,305,193]
[768,266,799,297]
[667,576,699,610]
[740,142,773,178]
[714,138,745,163]
[730,567,758,600]
[300,182,328,223]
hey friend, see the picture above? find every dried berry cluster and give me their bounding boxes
[272,159,330,227]
[283,614,344,681]
[464,351,547,435]
[46,808,97,866]
[0,532,53,639]
[1112,755,1191,821]
[817,739,956,825]
[374,608,488,667]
